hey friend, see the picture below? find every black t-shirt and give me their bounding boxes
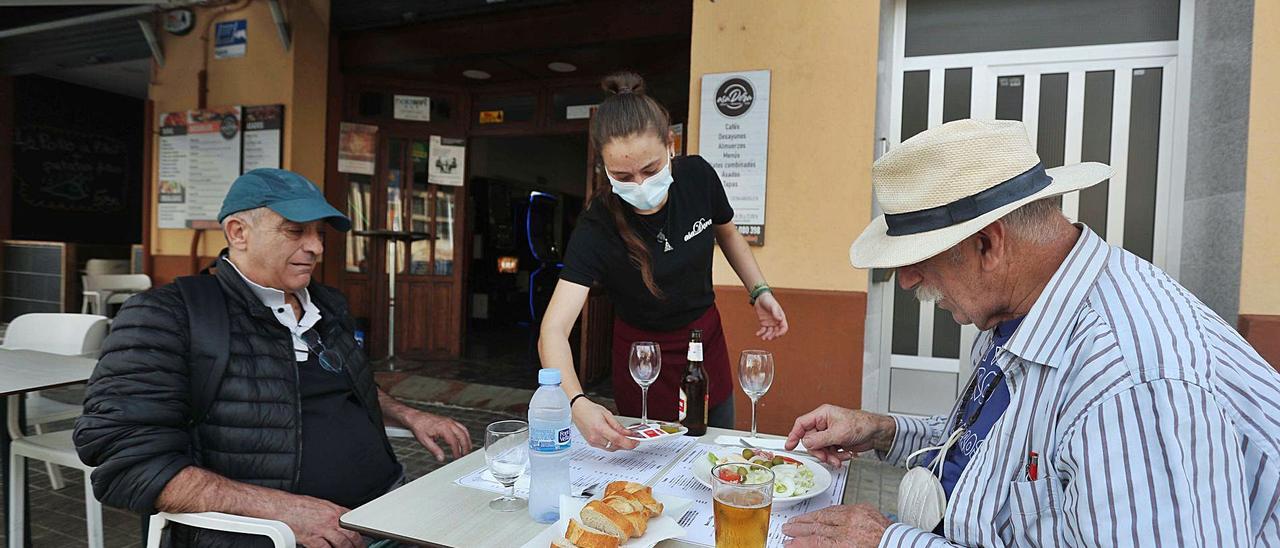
[561,155,734,331]
[296,347,401,509]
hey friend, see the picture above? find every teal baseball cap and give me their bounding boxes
[217,168,351,231]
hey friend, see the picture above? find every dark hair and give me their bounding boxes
[588,71,672,299]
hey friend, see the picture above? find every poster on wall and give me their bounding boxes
[242,104,283,172]
[214,19,247,59]
[157,111,190,229]
[427,135,466,187]
[393,95,431,121]
[338,122,378,175]
[698,69,771,245]
[157,107,242,228]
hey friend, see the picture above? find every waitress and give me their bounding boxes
[538,72,788,452]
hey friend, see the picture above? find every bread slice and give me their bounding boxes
[565,519,620,548]
[603,495,645,515]
[550,538,577,548]
[621,510,648,537]
[603,481,663,516]
[580,500,635,541]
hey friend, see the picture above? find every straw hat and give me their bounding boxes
[850,119,1113,269]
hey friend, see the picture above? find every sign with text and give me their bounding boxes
[698,70,770,245]
[428,135,466,187]
[242,104,283,172]
[214,20,247,59]
[393,95,431,121]
[157,107,243,228]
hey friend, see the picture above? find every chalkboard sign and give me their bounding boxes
[11,76,143,245]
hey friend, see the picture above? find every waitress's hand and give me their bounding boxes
[572,399,638,452]
[753,292,789,341]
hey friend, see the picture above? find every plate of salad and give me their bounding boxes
[692,447,832,507]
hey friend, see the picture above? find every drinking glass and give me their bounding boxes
[711,462,774,548]
[485,420,529,511]
[629,341,661,424]
[738,350,775,438]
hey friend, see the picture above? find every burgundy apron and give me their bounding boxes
[611,305,732,422]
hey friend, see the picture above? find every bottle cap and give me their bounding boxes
[538,369,562,385]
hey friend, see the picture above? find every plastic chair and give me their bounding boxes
[5,313,109,548]
[2,313,108,489]
[144,427,416,547]
[81,273,151,317]
[84,259,129,276]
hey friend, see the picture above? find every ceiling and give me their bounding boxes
[42,57,150,98]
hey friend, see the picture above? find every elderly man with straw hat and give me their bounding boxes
[781,119,1280,547]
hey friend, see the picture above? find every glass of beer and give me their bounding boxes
[711,462,774,547]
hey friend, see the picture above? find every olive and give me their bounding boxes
[742,448,755,459]
[772,456,785,466]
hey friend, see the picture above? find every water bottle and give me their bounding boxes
[528,369,572,523]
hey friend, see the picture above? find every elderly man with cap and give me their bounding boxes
[781,120,1280,547]
[75,169,471,548]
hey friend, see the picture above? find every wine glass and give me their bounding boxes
[738,350,775,438]
[485,420,529,511]
[629,342,662,425]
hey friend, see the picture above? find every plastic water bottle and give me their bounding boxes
[528,369,572,523]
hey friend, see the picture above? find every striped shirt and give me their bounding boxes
[879,226,1280,547]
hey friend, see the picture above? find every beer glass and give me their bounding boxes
[711,463,774,547]
[738,350,775,438]
[629,341,661,424]
[485,420,529,511]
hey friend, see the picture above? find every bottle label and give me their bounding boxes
[530,426,572,453]
[678,388,687,421]
[687,342,704,362]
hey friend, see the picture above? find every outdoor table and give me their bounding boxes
[341,425,859,547]
[0,348,99,548]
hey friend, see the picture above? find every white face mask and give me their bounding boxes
[897,428,964,532]
[607,156,674,211]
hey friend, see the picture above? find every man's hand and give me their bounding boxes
[400,409,472,461]
[280,495,363,548]
[782,504,892,548]
[785,405,896,467]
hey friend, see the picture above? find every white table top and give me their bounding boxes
[0,348,98,396]
[341,426,852,547]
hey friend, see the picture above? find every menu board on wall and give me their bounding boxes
[242,104,283,172]
[157,107,243,228]
[698,70,771,245]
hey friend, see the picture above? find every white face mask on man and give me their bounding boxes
[607,156,674,211]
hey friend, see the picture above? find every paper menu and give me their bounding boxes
[454,429,699,499]
[651,443,850,547]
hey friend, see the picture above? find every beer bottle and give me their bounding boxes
[680,329,708,436]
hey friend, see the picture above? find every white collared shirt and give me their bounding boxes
[222,256,321,362]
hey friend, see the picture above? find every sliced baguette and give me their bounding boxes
[565,519,620,548]
[581,500,635,540]
[550,538,577,548]
[602,495,645,515]
[603,481,663,517]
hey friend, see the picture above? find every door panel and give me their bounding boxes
[879,36,1181,415]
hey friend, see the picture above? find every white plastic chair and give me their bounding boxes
[144,427,416,547]
[81,273,151,317]
[5,313,109,548]
[2,313,108,490]
[84,259,129,276]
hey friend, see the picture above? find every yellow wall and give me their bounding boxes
[687,0,880,293]
[149,0,330,257]
[1240,0,1280,316]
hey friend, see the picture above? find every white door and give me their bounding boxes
[872,0,1187,416]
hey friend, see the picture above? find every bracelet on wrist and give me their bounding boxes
[748,282,772,305]
[570,393,589,408]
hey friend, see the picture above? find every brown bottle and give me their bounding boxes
[680,329,708,436]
